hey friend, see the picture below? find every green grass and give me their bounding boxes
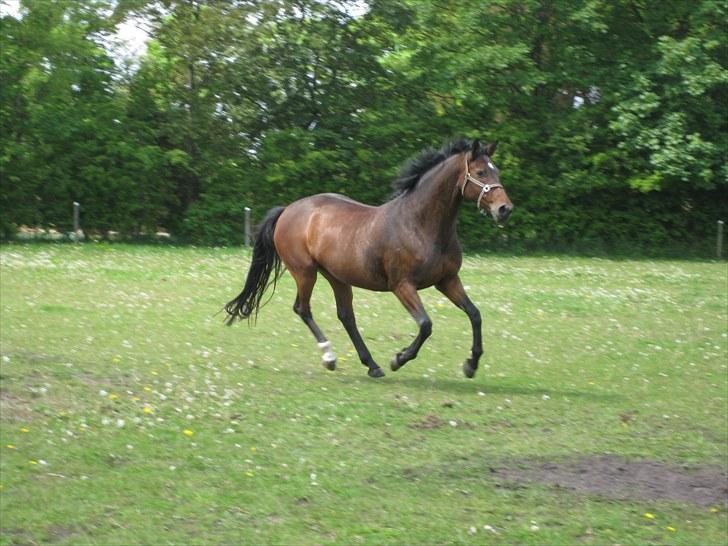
[1,244,726,545]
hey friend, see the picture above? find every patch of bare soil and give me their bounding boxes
[491,455,728,507]
[0,390,34,422]
[409,414,447,429]
[409,414,473,430]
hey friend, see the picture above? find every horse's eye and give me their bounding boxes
[477,170,486,177]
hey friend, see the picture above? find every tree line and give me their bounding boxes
[1,0,726,255]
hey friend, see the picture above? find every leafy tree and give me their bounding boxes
[1,0,725,254]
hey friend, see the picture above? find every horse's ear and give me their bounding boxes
[484,141,498,157]
[470,139,481,159]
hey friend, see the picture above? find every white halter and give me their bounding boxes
[461,155,503,214]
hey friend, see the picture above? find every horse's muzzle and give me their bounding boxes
[496,203,513,224]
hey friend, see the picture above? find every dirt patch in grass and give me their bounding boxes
[0,527,33,541]
[46,524,82,543]
[409,414,447,429]
[0,390,34,422]
[491,455,728,507]
[409,414,474,430]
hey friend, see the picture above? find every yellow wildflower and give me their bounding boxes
[143,407,153,414]
[644,513,655,519]
[20,427,29,433]
[183,429,194,437]
[666,526,676,532]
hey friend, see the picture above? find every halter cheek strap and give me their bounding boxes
[461,156,503,215]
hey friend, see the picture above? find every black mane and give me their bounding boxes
[392,138,473,195]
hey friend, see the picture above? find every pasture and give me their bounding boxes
[0,244,726,545]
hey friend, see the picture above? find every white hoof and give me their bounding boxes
[318,341,337,370]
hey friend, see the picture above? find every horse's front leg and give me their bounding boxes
[390,282,432,371]
[436,275,483,378]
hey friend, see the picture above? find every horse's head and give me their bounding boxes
[461,140,513,226]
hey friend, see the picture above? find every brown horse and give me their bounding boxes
[225,138,513,378]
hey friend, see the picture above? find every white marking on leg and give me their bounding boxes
[318,341,337,365]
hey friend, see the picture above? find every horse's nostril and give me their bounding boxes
[498,204,513,219]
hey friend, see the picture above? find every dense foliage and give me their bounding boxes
[1,0,726,255]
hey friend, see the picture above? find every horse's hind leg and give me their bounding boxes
[290,268,337,370]
[390,282,432,371]
[323,273,384,378]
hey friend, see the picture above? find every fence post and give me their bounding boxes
[718,220,724,260]
[73,202,80,242]
[244,207,252,247]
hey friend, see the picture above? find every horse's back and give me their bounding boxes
[303,192,375,210]
[278,193,378,231]
[274,194,388,289]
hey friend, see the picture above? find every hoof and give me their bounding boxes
[318,341,336,371]
[463,359,477,379]
[390,352,404,371]
[368,367,385,378]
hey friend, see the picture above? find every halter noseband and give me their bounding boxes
[461,155,503,215]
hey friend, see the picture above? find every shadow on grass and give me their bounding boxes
[331,371,622,401]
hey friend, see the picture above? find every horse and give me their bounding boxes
[224,138,513,378]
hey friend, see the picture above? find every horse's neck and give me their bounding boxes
[396,154,463,241]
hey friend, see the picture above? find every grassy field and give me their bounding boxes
[0,244,726,545]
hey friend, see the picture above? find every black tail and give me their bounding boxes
[224,206,286,325]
